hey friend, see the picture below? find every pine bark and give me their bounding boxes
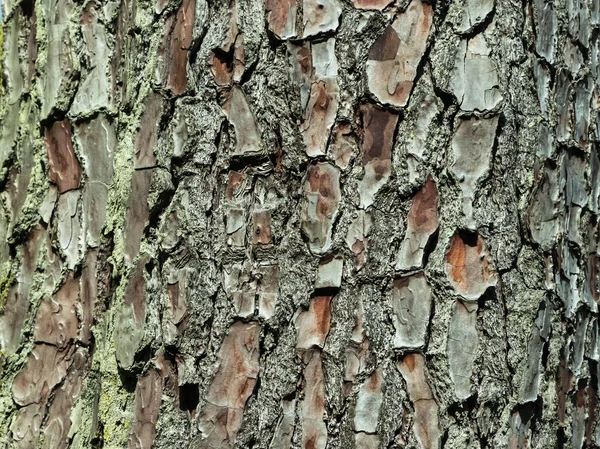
[0,0,598,448]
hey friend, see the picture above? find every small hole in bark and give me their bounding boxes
[179,383,200,412]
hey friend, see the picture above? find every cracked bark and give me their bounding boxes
[1,0,600,448]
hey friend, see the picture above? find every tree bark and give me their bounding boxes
[0,0,598,448]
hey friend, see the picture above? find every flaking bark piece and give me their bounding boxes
[165,0,195,96]
[124,169,153,265]
[366,0,433,107]
[71,2,111,116]
[445,231,497,301]
[527,166,561,251]
[315,254,343,289]
[45,120,82,193]
[41,0,74,118]
[301,162,341,254]
[398,353,441,449]
[520,302,553,402]
[296,295,333,350]
[34,272,79,348]
[300,349,328,449]
[76,115,116,246]
[447,300,478,399]
[134,93,163,169]
[301,39,339,158]
[266,0,297,39]
[258,265,279,319]
[358,104,399,208]
[455,0,494,33]
[197,321,260,448]
[56,190,82,269]
[10,403,44,449]
[329,123,357,170]
[392,273,432,348]
[535,0,556,63]
[12,344,71,406]
[42,348,88,449]
[269,399,297,449]
[223,86,262,157]
[395,177,438,270]
[1,225,44,354]
[450,115,498,229]
[128,369,163,449]
[354,368,383,433]
[450,35,502,112]
[346,210,372,269]
[253,209,272,245]
[79,250,98,345]
[114,256,148,368]
[303,0,342,38]
[353,0,394,10]
[407,94,439,182]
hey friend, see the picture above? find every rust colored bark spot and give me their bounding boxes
[45,120,81,193]
[403,353,417,372]
[445,231,497,300]
[297,45,313,78]
[166,0,195,95]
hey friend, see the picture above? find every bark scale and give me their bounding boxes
[0,0,598,448]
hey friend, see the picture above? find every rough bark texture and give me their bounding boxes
[0,0,599,448]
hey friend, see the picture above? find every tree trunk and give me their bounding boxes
[0,0,598,448]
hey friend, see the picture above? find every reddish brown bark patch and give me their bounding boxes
[353,0,394,9]
[368,26,400,61]
[408,177,438,233]
[266,0,296,39]
[398,353,441,449]
[396,177,439,270]
[445,231,497,300]
[166,0,195,96]
[296,295,332,350]
[125,255,149,324]
[198,321,260,447]
[301,349,328,449]
[302,162,341,254]
[366,0,432,107]
[129,369,163,449]
[134,93,163,169]
[45,120,81,193]
[12,344,70,406]
[358,104,398,208]
[34,272,79,348]
[252,209,272,245]
[124,169,152,264]
[361,104,398,165]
